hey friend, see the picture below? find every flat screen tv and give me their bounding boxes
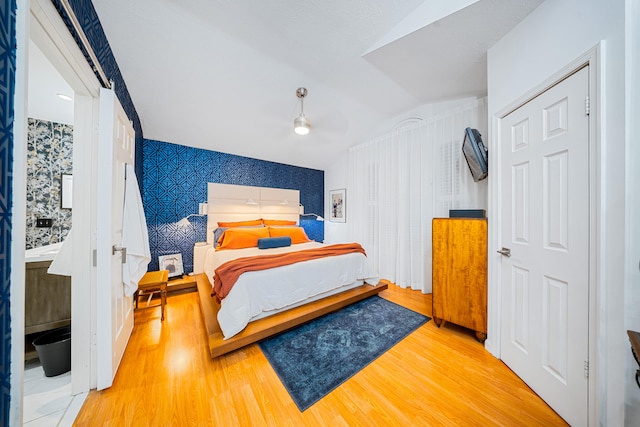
[462,127,488,182]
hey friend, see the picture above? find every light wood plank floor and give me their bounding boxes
[73,285,567,426]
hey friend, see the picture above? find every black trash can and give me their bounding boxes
[32,326,71,377]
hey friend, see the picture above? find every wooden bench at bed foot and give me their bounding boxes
[136,270,169,321]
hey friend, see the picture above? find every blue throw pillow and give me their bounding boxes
[258,236,292,249]
[213,227,228,245]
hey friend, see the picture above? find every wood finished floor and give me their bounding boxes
[73,285,568,426]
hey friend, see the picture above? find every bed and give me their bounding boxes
[196,183,387,358]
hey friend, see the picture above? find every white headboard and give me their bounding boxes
[206,183,300,244]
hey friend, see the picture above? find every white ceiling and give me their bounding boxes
[31,0,543,170]
[28,40,74,125]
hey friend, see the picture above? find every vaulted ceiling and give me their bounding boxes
[37,0,544,170]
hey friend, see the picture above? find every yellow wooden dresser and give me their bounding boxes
[432,218,487,342]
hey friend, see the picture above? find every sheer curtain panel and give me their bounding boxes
[429,99,488,217]
[348,123,432,292]
[348,98,487,293]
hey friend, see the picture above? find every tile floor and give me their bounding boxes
[23,361,86,427]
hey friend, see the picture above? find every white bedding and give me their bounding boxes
[203,242,380,339]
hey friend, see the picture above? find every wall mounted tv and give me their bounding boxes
[462,127,488,182]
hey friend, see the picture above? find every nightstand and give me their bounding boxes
[193,242,209,274]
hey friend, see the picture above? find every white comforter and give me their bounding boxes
[203,242,380,339]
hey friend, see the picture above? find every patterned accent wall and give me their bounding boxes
[26,118,73,249]
[0,0,16,424]
[143,140,324,272]
[51,0,145,184]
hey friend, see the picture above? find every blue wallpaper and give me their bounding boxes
[143,140,324,272]
[0,0,16,423]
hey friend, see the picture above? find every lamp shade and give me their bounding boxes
[294,114,310,135]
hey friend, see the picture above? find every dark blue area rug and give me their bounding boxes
[259,296,430,411]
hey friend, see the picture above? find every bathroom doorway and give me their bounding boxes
[22,36,76,424]
[12,0,102,423]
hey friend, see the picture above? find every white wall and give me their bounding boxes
[324,96,484,244]
[487,0,626,425]
[624,1,640,425]
[323,155,349,244]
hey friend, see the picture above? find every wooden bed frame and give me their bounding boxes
[196,274,388,358]
[198,183,386,358]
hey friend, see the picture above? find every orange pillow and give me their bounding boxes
[217,227,270,249]
[263,219,297,226]
[217,219,263,227]
[268,226,311,244]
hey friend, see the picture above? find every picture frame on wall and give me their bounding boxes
[158,253,184,278]
[329,188,346,223]
[61,173,73,209]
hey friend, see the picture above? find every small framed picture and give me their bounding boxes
[329,189,346,223]
[158,253,184,278]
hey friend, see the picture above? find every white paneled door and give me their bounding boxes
[499,66,589,426]
[96,88,136,390]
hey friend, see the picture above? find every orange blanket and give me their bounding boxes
[212,243,366,302]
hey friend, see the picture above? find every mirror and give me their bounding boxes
[61,174,72,209]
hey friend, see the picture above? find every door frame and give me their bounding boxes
[487,44,601,425]
[11,0,101,421]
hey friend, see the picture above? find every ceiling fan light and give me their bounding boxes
[294,114,310,135]
[294,87,311,135]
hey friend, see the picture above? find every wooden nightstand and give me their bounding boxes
[136,270,169,320]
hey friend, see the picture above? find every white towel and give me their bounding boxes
[47,231,73,276]
[122,164,151,296]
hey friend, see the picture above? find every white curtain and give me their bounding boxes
[348,98,487,293]
[430,99,488,217]
[348,122,431,292]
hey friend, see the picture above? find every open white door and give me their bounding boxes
[96,88,136,390]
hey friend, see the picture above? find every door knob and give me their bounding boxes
[497,247,511,257]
